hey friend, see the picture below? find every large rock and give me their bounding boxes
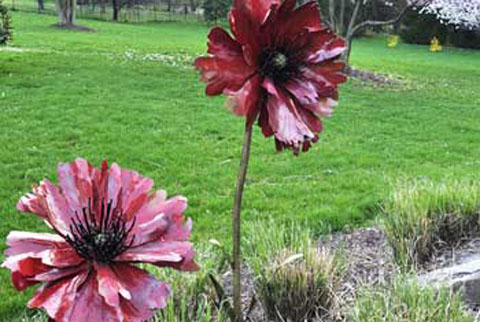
[419,252,480,306]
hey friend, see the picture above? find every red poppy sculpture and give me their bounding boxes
[194,0,347,154]
[195,1,348,320]
[2,158,197,322]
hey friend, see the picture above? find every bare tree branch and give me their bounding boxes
[350,0,425,36]
[346,0,363,38]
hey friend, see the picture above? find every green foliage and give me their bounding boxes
[202,0,231,23]
[450,29,480,50]
[243,219,314,275]
[0,0,12,44]
[400,9,449,45]
[151,242,222,321]
[382,178,480,269]
[351,275,474,322]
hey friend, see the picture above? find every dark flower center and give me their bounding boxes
[260,50,296,84]
[65,198,136,263]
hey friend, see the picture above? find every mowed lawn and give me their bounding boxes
[1,11,480,319]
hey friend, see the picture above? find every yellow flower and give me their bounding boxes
[430,37,443,52]
[388,35,399,48]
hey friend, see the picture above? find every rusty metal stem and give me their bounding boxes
[232,122,253,322]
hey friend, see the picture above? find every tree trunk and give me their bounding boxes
[344,0,422,63]
[189,0,196,12]
[112,0,119,21]
[55,0,76,26]
[339,0,346,35]
[328,0,336,33]
[38,0,45,11]
[343,0,362,63]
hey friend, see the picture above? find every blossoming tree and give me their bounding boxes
[421,0,480,30]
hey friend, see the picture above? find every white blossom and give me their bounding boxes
[420,0,480,29]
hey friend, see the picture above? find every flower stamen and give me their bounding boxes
[260,49,296,83]
[65,198,136,263]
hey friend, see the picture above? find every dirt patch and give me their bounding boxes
[346,66,402,87]
[221,265,263,321]
[318,228,396,302]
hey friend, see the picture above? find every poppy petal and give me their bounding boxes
[225,74,262,127]
[57,158,94,213]
[194,56,254,96]
[115,240,197,270]
[113,263,171,321]
[285,77,319,105]
[67,274,123,322]
[207,27,243,59]
[3,231,84,269]
[95,263,131,307]
[264,81,315,149]
[28,270,90,321]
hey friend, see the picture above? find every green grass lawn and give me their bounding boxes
[0,11,479,319]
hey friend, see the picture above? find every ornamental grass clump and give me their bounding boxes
[257,247,342,322]
[382,178,480,269]
[2,158,198,322]
[243,220,342,321]
[350,275,473,322]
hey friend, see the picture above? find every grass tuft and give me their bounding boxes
[350,274,474,322]
[150,242,229,322]
[244,220,343,321]
[258,247,342,321]
[382,178,480,268]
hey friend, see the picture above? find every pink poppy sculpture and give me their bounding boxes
[2,158,198,322]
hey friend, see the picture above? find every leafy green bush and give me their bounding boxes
[202,0,231,23]
[350,275,473,322]
[400,9,448,45]
[450,29,480,50]
[400,9,480,49]
[0,0,12,45]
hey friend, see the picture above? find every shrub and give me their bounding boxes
[400,9,448,45]
[350,275,474,322]
[0,0,12,45]
[449,29,480,50]
[382,178,480,269]
[400,8,480,49]
[202,0,231,23]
